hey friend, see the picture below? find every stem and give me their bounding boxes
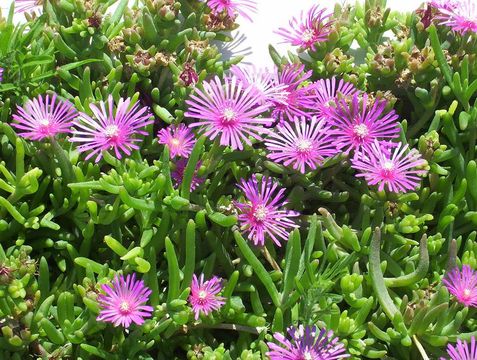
[50,137,74,184]
[261,246,281,273]
[413,335,430,360]
[191,323,267,335]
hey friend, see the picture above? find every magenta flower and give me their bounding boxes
[351,141,427,193]
[235,175,299,247]
[97,273,153,328]
[265,116,336,174]
[204,0,257,22]
[267,325,350,360]
[158,124,196,158]
[312,77,358,120]
[442,265,477,307]
[70,96,153,162]
[275,5,333,52]
[185,75,273,150]
[12,94,77,141]
[429,0,458,11]
[188,274,225,320]
[15,0,43,13]
[230,64,288,105]
[271,64,316,123]
[433,0,477,34]
[172,158,204,191]
[329,93,400,154]
[440,337,477,360]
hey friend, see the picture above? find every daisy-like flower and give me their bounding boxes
[329,93,400,154]
[440,337,477,360]
[70,96,153,162]
[235,175,299,247]
[97,273,153,328]
[275,5,333,52]
[271,64,316,123]
[442,265,477,307]
[204,0,257,22]
[267,325,350,360]
[185,75,273,150]
[158,124,196,158]
[351,141,427,193]
[171,158,204,191]
[15,0,43,13]
[312,77,358,120]
[230,64,288,105]
[188,274,225,320]
[12,94,77,141]
[433,0,477,34]
[265,116,336,174]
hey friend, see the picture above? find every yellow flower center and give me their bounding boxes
[39,118,50,127]
[105,125,120,138]
[383,161,394,171]
[171,138,180,146]
[198,290,207,299]
[120,301,130,312]
[302,29,315,43]
[353,124,369,138]
[222,108,236,122]
[254,205,268,221]
[463,288,471,298]
[304,352,313,360]
[296,139,313,152]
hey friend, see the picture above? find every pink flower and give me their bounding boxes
[428,0,458,11]
[15,0,43,13]
[267,325,350,360]
[440,337,477,360]
[351,141,427,193]
[271,64,316,123]
[235,175,299,247]
[312,77,358,120]
[185,75,273,150]
[265,116,336,174]
[230,64,288,105]
[434,0,477,34]
[204,0,257,22]
[275,5,333,52]
[188,274,225,320]
[97,273,153,328]
[70,96,153,162]
[158,124,196,158]
[12,94,77,141]
[171,158,204,191]
[329,93,400,154]
[442,265,477,307]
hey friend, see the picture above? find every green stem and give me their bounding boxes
[191,323,267,335]
[413,335,430,360]
[51,137,74,184]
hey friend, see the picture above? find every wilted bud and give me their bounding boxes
[179,63,199,86]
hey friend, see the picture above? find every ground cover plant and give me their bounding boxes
[1,0,477,358]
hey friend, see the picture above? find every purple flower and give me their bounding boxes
[235,175,299,247]
[185,75,273,150]
[0,68,3,83]
[97,273,153,328]
[329,93,400,154]
[188,274,225,320]
[312,77,358,120]
[275,5,333,52]
[271,64,316,123]
[230,64,288,105]
[204,0,257,22]
[265,116,337,173]
[70,96,153,162]
[12,94,77,141]
[440,336,477,360]
[158,124,196,158]
[267,325,350,360]
[351,141,427,193]
[15,0,43,13]
[171,158,204,191]
[442,265,477,307]
[428,0,458,11]
[434,0,477,34]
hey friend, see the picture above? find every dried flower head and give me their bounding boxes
[235,175,299,247]
[70,96,153,162]
[443,265,477,307]
[12,94,77,140]
[188,274,225,320]
[267,325,350,360]
[275,5,333,52]
[97,273,153,328]
[351,141,427,193]
[265,116,337,173]
[185,75,273,150]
